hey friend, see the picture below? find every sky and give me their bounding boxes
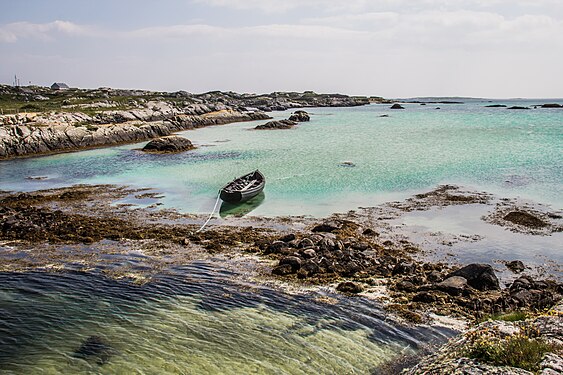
[1,0,563,98]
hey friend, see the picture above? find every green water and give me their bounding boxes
[1,100,561,216]
[0,266,453,374]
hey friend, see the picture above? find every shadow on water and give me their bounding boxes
[219,192,265,218]
[0,264,456,372]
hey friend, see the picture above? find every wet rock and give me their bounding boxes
[301,260,320,275]
[279,233,296,242]
[393,261,417,276]
[446,263,500,291]
[413,291,438,303]
[336,281,363,294]
[503,211,548,228]
[254,120,296,130]
[288,110,310,122]
[279,256,302,272]
[74,335,114,365]
[142,136,195,153]
[390,103,405,109]
[508,106,530,110]
[436,276,468,296]
[298,238,315,249]
[311,221,341,233]
[302,248,317,259]
[362,228,378,236]
[541,103,562,108]
[427,271,443,283]
[272,264,293,275]
[485,104,507,108]
[265,240,287,254]
[318,237,335,251]
[396,280,417,292]
[506,260,525,273]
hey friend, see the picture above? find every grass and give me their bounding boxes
[464,334,559,372]
[478,311,529,323]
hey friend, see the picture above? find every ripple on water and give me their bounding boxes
[0,264,455,374]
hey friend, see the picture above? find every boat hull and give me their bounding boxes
[220,170,265,203]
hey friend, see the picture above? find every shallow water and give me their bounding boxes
[1,100,561,216]
[0,265,454,374]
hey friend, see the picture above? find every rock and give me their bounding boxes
[302,248,316,259]
[503,211,548,228]
[279,233,296,242]
[427,271,443,282]
[288,110,310,122]
[272,264,293,275]
[506,260,526,273]
[279,256,302,272]
[379,114,389,117]
[336,281,363,294]
[73,335,115,365]
[541,353,563,373]
[436,276,468,296]
[485,104,507,108]
[311,221,341,233]
[508,106,530,110]
[254,120,296,130]
[541,103,562,108]
[396,280,417,292]
[265,240,287,254]
[446,263,500,291]
[390,103,405,109]
[297,238,315,249]
[318,237,335,251]
[142,136,195,153]
[393,261,417,276]
[339,161,355,167]
[362,228,378,236]
[413,291,438,303]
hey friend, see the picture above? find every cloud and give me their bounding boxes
[0,20,94,43]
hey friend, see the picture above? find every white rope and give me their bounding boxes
[195,191,222,233]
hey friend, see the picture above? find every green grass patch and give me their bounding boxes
[464,334,560,372]
[479,311,529,323]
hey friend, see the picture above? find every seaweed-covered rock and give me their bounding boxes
[503,211,548,228]
[254,120,296,130]
[506,260,526,273]
[336,281,363,294]
[142,136,195,153]
[288,110,310,122]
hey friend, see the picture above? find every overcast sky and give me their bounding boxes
[1,0,562,98]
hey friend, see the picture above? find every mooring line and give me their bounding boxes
[195,190,222,233]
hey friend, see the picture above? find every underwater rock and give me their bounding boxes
[74,335,115,365]
[142,136,195,153]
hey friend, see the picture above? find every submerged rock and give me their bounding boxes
[142,136,195,153]
[73,335,115,365]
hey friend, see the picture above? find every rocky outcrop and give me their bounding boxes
[0,110,269,159]
[254,120,297,130]
[541,103,562,108]
[390,103,405,109]
[288,110,310,122]
[142,136,195,153]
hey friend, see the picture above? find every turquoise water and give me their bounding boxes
[0,265,454,374]
[1,100,562,216]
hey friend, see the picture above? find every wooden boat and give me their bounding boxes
[220,170,265,203]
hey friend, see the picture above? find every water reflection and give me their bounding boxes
[219,192,266,218]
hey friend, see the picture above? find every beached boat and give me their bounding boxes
[220,170,265,203]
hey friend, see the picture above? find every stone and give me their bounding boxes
[279,256,302,272]
[302,249,316,259]
[298,238,315,249]
[503,211,548,228]
[506,260,526,273]
[390,103,405,109]
[311,221,341,233]
[272,264,293,275]
[446,263,500,291]
[413,291,438,303]
[142,136,195,153]
[265,240,287,254]
[508,106,530,110]
[288,110,310,122]
[396,280,417,292]
[541,103,562,108]
[336,281,363,294]
[393,261,417,276]
[73,335,115,365]
[279,233,296,242]
[254,120,296,130]
[436,276,468,296]
[318,237,335,251]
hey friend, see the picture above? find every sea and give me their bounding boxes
[0,99,561,373]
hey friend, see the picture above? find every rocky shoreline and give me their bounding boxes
[0,183,561,373]
[0,85,371,159]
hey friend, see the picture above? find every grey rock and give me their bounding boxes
[446,263,500,291]
[436,276,468,296]
[142,136,195,153]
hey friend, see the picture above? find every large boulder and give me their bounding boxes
[446,263,500,291]
[288,110,310,122]
[390,103,405,109]
[142,136,195,153]
[254,120,297,130]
